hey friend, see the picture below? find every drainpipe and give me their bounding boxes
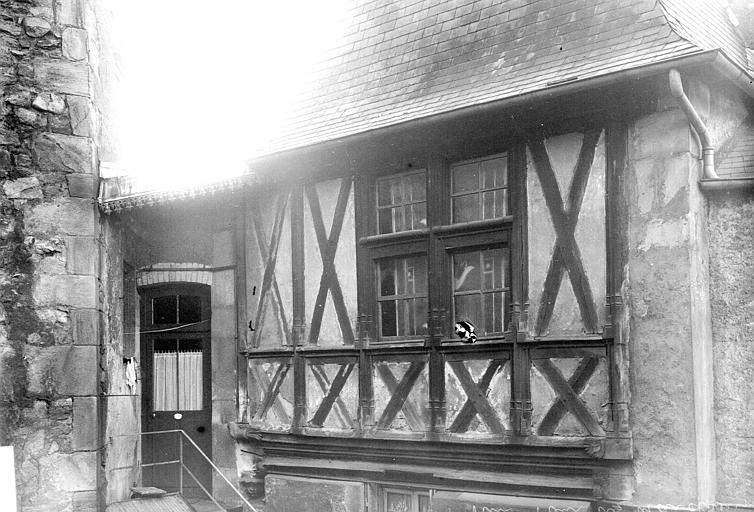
[668,69,719,179]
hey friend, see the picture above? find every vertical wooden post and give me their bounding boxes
[427,155,449,436]
[291,184,306,432]
[234,198,249,422]
[354,175,374,430]
[605,122,631,438]
[509,143,532,435]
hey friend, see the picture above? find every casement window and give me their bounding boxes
[359,153,513,344]
[383,488,430,512]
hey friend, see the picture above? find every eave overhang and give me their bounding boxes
[98,50,754,214]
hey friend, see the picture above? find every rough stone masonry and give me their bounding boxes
[0,0,101,510]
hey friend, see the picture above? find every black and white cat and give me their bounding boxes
[454,320,477,344]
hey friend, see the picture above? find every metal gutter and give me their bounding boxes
[669,69,719,179]
[699,177,754,192]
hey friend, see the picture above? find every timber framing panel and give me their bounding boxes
[238,114,634,479]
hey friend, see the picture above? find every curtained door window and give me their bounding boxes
[153,339,203,411]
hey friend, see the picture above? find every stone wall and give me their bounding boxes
[704,79,754,503]
[0,0,101,510]
[708,191,754,503]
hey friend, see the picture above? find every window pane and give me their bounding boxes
[386,492,411,512]
[411,203,427,230]
[378,177,402,206]
[452,163,479,193]
[406,173,426,201]
[153,339,203,411]
[378,256,427,338]
[380,262,397,296]
[452,194,478,223]
[482,249,505,290]
[153,295,177,324]
[482,190,496,220]
[454,294,482,332]
[451,154,508,223]
[494,188,507,217]
[453,248,508,336]
[453,252,480,292]
[178,295,201,323]
[418,495,430,512]
[380,301,397,337]
[480,156,506,188]
[377,172,427,234]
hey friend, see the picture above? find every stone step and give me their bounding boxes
[106,494,194,512]
[130,487,168,499]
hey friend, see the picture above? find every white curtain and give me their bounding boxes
[153,349,202,411]
[178,350,202,410]
[153,351,178,411]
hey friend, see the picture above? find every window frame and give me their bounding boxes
[358,152,517,346]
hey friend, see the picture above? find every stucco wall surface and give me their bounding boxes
[708,192,754,503]
[626,85,699,504]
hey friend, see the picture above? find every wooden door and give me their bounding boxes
[140,285,212,498]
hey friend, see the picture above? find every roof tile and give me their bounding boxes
[255,0,751,157]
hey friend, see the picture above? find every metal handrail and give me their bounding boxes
[111,429,258,512]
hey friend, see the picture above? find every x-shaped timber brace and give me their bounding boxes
[528,129,601,337]
[240,126,632,450]
[447,358,508,434]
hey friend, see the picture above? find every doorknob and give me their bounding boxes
[197,426,206,433]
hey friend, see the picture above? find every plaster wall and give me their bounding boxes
[626,80,701,505]
[626,74,751,506]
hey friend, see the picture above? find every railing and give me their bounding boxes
[111,429,259,512]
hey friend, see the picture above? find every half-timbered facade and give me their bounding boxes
[96,0,754,510]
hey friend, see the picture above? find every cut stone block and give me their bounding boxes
[65,236,98,275]
[34,274,97,308]
[25,197,96,236]
[71,308,99,345]
[67,95,91,137]
[62,27,87,61]
[72,396,98,450]
[34,132,93,174]
[67,174,97,198]
[34,57,88,96]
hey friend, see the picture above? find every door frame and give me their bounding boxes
[139,283,213,493]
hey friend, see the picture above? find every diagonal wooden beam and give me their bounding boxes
[253,361,292,424]
[448,359,506,433]
[308,363,355,428]
[375,361,426,430]
[306,179,355,344]
[251,193,290,347]
[309,363,354,428]
[249,360,291,424]
[533,358,604,436]
[448,361,505,434]
[250,201,291,345]
[529,131,601,335]
[537,356,600,435]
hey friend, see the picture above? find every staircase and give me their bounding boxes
[106,430,263,512]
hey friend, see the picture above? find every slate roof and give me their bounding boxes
[101,0,753,209]
[259,0,751,156]
[717,122,754,178]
